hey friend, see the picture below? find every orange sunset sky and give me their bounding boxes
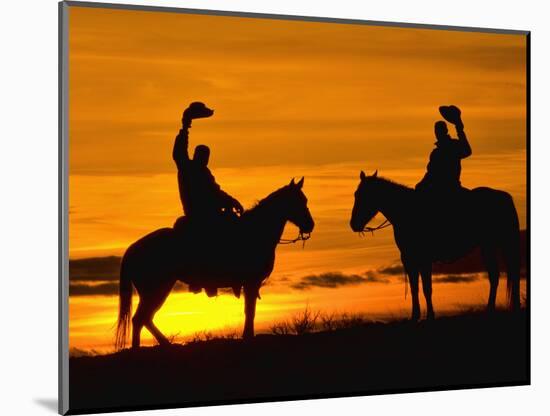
[67,5,527,353]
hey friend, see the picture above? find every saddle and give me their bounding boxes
[415,186,478,262]
[173,212,239,236]
[172,213,242,297]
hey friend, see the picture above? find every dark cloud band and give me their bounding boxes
[69,280,189,297]
[291,271,389,291]
[70,256,121,282]
[432,274,479,284]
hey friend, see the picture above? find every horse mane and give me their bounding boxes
[370,176,414,193]
[242,184,290,219]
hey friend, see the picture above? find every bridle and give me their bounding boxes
[279,231,311,248]
[358,219,392,236]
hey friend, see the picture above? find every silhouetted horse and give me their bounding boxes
[350,171,521,320]
[116,178,314,350]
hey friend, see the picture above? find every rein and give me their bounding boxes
[360,219,392,236]
[279,232,311,248]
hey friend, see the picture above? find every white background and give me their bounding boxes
[1,0,548,415]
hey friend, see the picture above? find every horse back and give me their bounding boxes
[470,187,519,228]
[122,227,178,277]
[125,227,175,255]
[398,186,519,263]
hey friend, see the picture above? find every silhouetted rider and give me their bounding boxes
[173,102,244,222]
[415,105,471,193]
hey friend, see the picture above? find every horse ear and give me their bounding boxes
[360,171,366,180]
[289,178,296,186]
[296,177,304,189]
[373,170,378,177]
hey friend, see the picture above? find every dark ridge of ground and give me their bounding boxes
[68,310,528,414]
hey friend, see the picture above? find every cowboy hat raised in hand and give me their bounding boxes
[439,105,462,127]
[182,102,214,126]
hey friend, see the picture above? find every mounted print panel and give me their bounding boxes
[59,1,529,414]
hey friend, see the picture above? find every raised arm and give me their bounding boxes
[454,120,472,159]
[172,122,191,170]
[173,102,214,169]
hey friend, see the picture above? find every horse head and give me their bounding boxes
[283,177,315,235]
[350,170,380,232]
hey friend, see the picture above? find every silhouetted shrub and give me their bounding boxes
[291,306,320,335]
[337,312,365,329]
[320,312,337,331]
[190,330,214,343]
[270,320,292,335]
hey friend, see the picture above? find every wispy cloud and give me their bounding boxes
[377,264,404,276]
[433,274,479,284]
[70,256,121,282]
[70,282,119,296]
[69,278,190,297]
[291,271,389,291]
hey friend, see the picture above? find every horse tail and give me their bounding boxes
[115,252,133,350]
[501,192,521,310]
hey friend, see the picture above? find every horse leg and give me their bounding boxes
[403,257,420,321]
[146,321,170,346]
[132,282,173,348]
[481,246,499,312]
[503,235,521,311]
[242,283,259,340]
[143,282,174,346]
[131,299,148,349]
[419,264,435,320]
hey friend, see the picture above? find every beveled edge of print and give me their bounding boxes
[63,0,529,36]
[59,1,70,414]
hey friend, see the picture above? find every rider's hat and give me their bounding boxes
[439,105,461,125]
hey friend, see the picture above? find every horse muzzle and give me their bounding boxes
[350,219,365,233]
[300,219,315,234]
